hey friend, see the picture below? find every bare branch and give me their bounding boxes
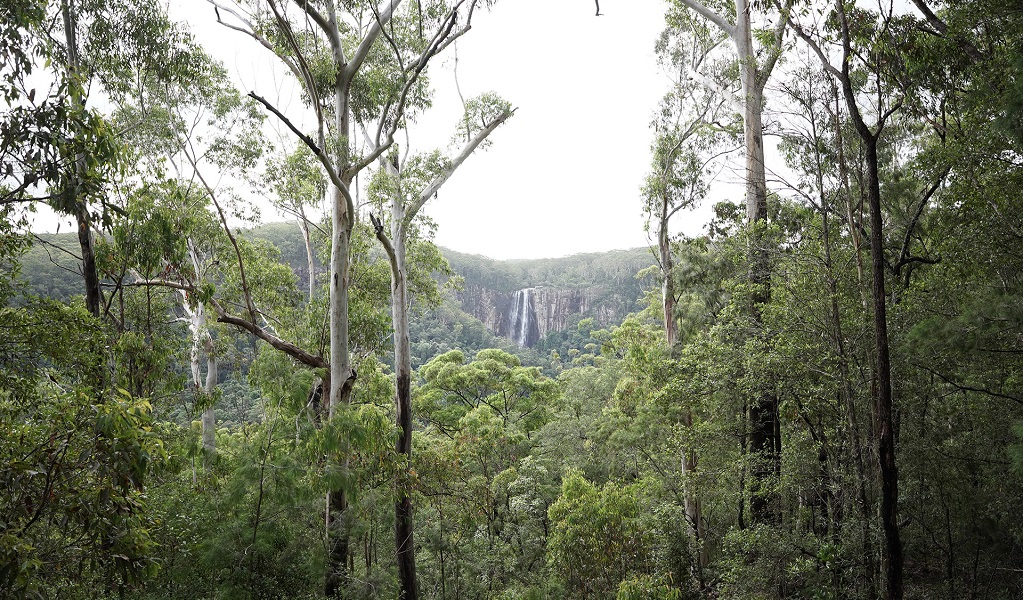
[248,91,322,156]
[912,362,1023,407]
[410,107,514,220]
[688,68,742,112]
[351,5,462,175]
[675,0,736,39]
[344,0,404,81]
[216,306,328,369]
[369,212,400,276]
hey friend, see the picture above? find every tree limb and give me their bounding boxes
[912,362,1023,407]
[369,212,400,278]
[215,307,328,369]
[410,107,514,220]
[894,166,949,277]
[248,91,322,156]
[675,0,736,39]
[344,0,404,81]
[910,0,984,62]
[350,4,462,175]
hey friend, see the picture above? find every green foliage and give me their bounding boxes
[414,348,562,597]
[0,296,165,596]
[547,471,658,599]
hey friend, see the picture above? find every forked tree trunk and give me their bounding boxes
[186,294,217,460]
[833,2,903,595]
[373,107,511,600]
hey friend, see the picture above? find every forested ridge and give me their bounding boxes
[2,0,1023,599]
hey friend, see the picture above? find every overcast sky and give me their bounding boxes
[37,0,730,260]
[408,0,679,259]
[197,0,727,260]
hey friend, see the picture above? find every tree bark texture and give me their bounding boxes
[735,0,780,525]
[325,177,355,597]
[863,135,904,600]
[62,0,103,318]
[390,213,420,599]
[658,201,706,567]
[833,0,904,591]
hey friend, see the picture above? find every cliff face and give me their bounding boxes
[444,247,656,348]
[457,283,638,348]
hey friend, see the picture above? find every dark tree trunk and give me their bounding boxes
[325,487,350,597]
[77,211,102,317]
[863,135,904,600]
[834,2,904,588]
[736,0,780,525]
[395,368,419,600]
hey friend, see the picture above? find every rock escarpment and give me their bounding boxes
[458,284,630,347]
[444,247,655,347]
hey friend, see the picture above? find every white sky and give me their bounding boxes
[34,0,727,260]
[408,0,687,259]
[195,0,726,259]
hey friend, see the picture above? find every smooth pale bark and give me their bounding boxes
[674,0,787,525]
[202,345,218,455]
[388,214,418,600]
[656,195,706,568]
[659,218,677,347]
[325,173,356,598]
[319,3,396,593]
[735,0,779,525]
[183,264,218,460]
[298,203,316,303]
[215,1,485,594]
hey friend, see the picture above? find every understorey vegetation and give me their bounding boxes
[2,0,1022,598]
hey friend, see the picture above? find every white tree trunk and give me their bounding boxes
[298,203,316,303]
[202,346,217,455]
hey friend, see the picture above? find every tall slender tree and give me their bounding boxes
[208,1,496,593]
[370,92,512,600]
[789,3,911,597]
[665,0,791,524]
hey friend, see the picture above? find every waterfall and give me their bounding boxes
[510,288,536,347]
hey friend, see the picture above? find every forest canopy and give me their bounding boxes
[2,0,1023,599]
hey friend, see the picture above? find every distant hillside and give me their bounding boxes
[16,224,657,356]
[444,247,656,348]
[17,232,87,301]
[443,247,656,292]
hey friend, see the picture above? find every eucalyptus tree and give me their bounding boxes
[787,5,919,596]
[369,92,512,599]
[105,29,277,467]
[663,0,792,524]
[1,0,200,320]
[641,39,730,563]
[265,145,326,304]
[207,0,497,594]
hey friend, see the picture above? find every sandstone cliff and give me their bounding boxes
[445,248,655,348]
